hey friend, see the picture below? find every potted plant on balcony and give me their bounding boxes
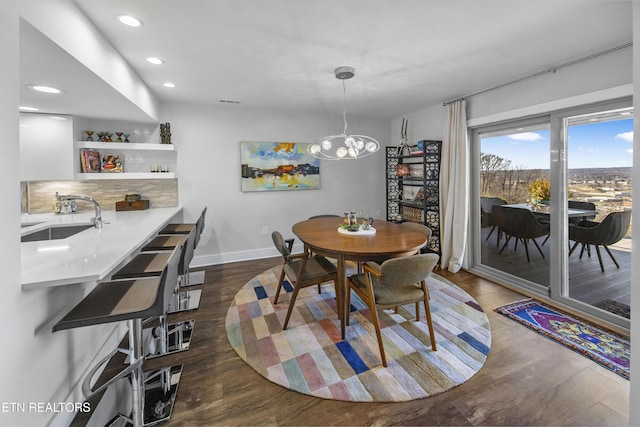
[528,178,551,207]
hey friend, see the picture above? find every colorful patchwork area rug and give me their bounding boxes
[225,266,491,402]
[495,299,630,380]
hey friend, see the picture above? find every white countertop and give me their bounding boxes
[21,206,183,290]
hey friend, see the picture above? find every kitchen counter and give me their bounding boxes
[21,206,182,290]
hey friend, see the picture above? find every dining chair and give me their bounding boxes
[495,206,550,262]
[490,204,510,249]
[346,253,439,367]
[399,221,432,248]
[272,231,338,330]
[568,200,597,224]
[481,197,507,243]
[569,210,631,272]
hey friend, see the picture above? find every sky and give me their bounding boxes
[481,118,634,169]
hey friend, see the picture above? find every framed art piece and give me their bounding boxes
[240,141,320,192]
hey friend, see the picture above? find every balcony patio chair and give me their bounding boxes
[569,210,631,272]
[568,200,597,224]
[495,206,550,262]
[481,197,507,245]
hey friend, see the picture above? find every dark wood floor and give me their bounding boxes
[71,257,629,427]
[480,226,631,307]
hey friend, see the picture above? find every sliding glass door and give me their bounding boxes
[562,107,633,323]
[477,121,551,293]
[471,100,632,328]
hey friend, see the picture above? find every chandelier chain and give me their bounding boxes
[342,80,348,136]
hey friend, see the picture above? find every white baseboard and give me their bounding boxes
[190,243,305,268]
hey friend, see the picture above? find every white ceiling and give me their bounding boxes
[21,0,633,121]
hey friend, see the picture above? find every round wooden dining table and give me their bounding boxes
[292,217,428,339]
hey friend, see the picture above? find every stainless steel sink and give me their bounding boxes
[21,224,94,242]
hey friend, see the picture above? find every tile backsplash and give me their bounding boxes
[23,179,178,214]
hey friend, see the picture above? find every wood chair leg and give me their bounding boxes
[415,302,420,321]
[421,281,437,351]
[273,268,286,304]
[282,286,302,330]
[346,283,352,326]
[368,303,387,367]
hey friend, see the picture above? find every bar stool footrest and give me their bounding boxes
[168,289,201,313]
[184,270,205,287]
[145,320,195,358]
[105,364,183,427]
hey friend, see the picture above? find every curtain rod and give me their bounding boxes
[442,42,633,107]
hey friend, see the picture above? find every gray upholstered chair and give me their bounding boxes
[569,210,631,272]
[346,253,439,367]
[272,231,338,330]
[400,221,432,244]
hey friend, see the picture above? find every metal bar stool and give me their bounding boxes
[52,246,182,427]
[142,227,201,312]
[158,207,207,286]
[111,242,194,358]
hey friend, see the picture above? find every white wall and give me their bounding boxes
[0,4,155,426]
[0,4,27,426]
[161,102,391,265]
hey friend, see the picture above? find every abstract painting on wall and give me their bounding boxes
[240,141,320,192]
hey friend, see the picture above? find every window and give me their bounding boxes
[470,100,632,328]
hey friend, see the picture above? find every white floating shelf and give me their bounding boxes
[76,141,176,151]
[75,172,177,180]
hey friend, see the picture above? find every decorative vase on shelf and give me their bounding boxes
[84,130,94,141]
[396,117,411,156]
[160,123,172,144]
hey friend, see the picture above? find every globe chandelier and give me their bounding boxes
[307,67,380,160]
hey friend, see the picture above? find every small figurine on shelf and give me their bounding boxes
[160,122,172,144]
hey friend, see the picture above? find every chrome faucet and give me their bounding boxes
[55,192,104,228]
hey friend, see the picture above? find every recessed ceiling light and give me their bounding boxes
[163,82,176,88]
[49,116,67,120]
[147,57,164,65]
[27,84,64,94]
[118,14,143,27]
[19,106,40,111]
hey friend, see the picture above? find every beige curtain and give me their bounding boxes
[440,100,469,272]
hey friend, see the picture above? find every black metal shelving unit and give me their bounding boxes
[386,141,442,255]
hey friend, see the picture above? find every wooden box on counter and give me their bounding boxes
[116,200,150,211]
